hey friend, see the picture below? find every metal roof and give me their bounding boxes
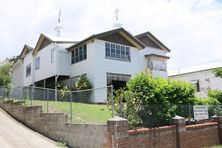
[169,61,222,76]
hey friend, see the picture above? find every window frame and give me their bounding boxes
[35,57,40,70]
[26,64,31,77]
[105,42,131,62]
[71,44,87,64]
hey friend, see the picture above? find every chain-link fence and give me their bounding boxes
[0,85,114,124]
[1,86,221,127]
[114,103,222,129]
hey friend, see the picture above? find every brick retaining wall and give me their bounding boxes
[0,99,107,148]
[0,98,222,148]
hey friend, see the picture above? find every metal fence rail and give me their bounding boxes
[0,85,114,124]
[1,86,221,128]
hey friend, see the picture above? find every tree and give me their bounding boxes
[213,67,222,78]
[0,60,12,87]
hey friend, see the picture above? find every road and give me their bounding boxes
[0,108,57,148]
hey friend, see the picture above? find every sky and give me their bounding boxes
[0,0,222,71]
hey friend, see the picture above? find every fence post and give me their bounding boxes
[70,91,72,122]
[111,85,114,117]
[47,89,49,113]
[107,116,129,148]
[17,87,19,102]
[172,115,186,148]
[212,115,222,144]
[31,86,33,106]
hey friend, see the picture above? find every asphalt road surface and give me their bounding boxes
[0,108,57,148]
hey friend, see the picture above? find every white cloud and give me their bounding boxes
[0,0,222,71]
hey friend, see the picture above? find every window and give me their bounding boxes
[35,57,40,70]
[51,49,55,63]
[191,80,200,92]
[105,42,131,61]
[147,60,166,71]
[71,44,87,64]
[111,44,115,58]
[26,64,31,77]
[105,43,110,57]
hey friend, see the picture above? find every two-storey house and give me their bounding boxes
[11,27,170,102]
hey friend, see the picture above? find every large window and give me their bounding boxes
[105,42,131,61]
[26,64,31,77]
[71,45,87,64]
[35,57,40,70]
[147,60,166,71]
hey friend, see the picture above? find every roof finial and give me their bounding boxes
[113,8,122,29]
[114,9,119,21]
[58,9,61,23]
[55,9,62,36]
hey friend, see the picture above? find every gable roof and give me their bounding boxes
[136,31,170,52]
[33,33,77,55]
[19,44,34,59]
[67,28,145,51]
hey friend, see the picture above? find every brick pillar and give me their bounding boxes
[107,116,129,148]
[212,115,222,144]
[172,115,185,148]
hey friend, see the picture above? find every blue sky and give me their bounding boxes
[0,0,222,71]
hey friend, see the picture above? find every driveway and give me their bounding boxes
[0,108,57,148]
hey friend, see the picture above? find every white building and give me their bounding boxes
[11,27,170,102]
[169,62,222,98]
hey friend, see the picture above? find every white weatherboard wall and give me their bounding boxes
[139,46,168,78]
[34,43,56,82]
[152,70,168,78]
[11,62,24,87]
[92,39,144,102]
[69,42,96,101]
[34,43,71,82]
[69,42,95,83]
[169,69,222,98]
[23,53,33,86]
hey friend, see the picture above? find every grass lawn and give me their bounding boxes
[24,100,112,124]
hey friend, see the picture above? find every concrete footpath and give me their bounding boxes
[0,108,57,148]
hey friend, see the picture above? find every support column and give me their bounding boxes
[107,116,129,148]
[55,76,58,101]
[172,115,186,148]
[43,79,46,100]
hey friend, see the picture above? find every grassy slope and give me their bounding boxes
[25,100,112,124]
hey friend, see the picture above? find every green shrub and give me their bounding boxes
[208,89,222,103]
[193,96,222,117]
[114,72,196,128]
[72,75,92,102]
[72,75,92,90]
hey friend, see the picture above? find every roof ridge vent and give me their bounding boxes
[113,9,122,29]
[55,9,62,36]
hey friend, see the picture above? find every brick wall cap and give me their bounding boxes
[107,116,127,121]
[186,122,217,130]
[173,115,185,120]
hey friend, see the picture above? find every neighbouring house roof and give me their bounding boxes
[33,33,77,55]
[169,61,222,76]
[145,54,170,59]
[11,44,33,71]
[67,27,145,51]
[135,31,170,52]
